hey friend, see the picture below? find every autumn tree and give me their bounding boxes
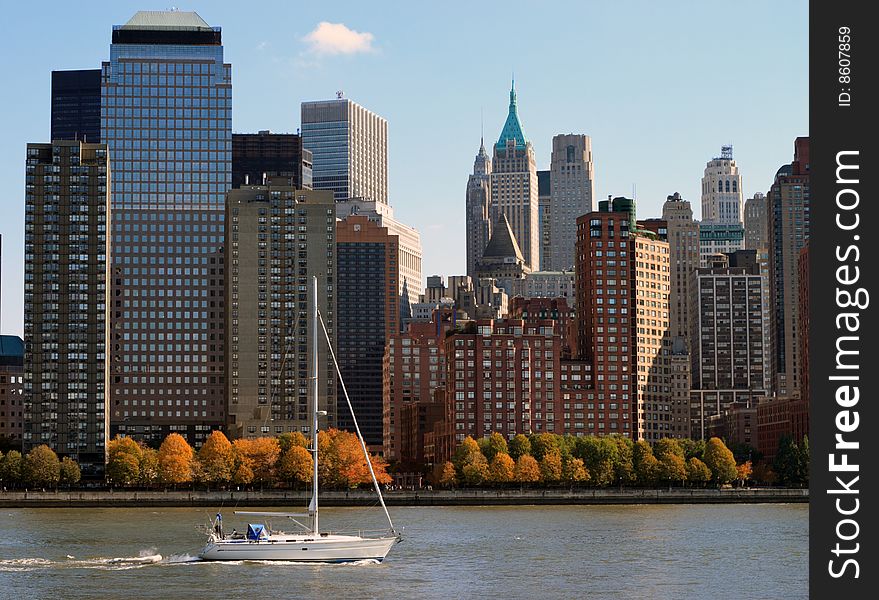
[563,457,590,485]
[514,454,541,484]
[437,461,457,488]
[508,434,531,460]
[232,437,281,486]
[540,450,563,484]
[59,457,81,486]
[0,450,23,487]
[632,440,659,487]
[453,437,482,474]
[488,452,515,484]
[752,462,777,485]
[316,429,389,488]
[157,433,194,485]
[461,453,489,486]
[278,445,313,487]
[482,432,509,462]
[106,436,142,486]
[686,457,712,486]
[139,445,159,486]
[277,431,309,453]
[703,437,737,485]
[198,431,235,486]
[735,460,753,487]
[24,445,61,488]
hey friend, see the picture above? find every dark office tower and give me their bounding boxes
[102,11,231,447]
[225,186,335,439]
[231,132,313,190]
[23,141,110,476]
[689,251,768,439]
[51,69,102,143]
[336,215,401,451]
[767,137,809,399]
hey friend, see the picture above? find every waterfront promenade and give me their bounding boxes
[0,487,807,508]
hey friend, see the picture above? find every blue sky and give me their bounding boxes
[0,1,807,336]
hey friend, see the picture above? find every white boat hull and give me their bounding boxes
[198,533,399,562]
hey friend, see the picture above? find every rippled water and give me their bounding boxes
[0,504,807,599]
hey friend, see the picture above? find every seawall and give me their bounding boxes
[0,487,808,508]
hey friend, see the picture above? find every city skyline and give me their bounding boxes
[0,1,808,336]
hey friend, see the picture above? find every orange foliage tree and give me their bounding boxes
[106,435,143,486]
[489,453,515,484]
[232,437,281,485]
[157,433,194,485]
[514,454,541,484]
[198,430,235,485]
[278,445,314,487]
[317,428,389,488]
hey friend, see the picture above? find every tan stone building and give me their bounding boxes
[490,82,540,271]
[225,186,336,438]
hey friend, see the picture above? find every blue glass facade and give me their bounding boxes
[101,15,231,446]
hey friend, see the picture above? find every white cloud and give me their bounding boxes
[302,22,375,56]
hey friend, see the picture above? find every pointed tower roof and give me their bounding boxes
[482,213,524,261]
[496,79,527,151]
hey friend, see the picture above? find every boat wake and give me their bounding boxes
[0,549,166,572]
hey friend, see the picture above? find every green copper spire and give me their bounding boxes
[496,79,527,151]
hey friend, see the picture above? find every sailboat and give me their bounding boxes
[198,276,401,562]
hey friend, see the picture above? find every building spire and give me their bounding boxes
[496,78,526,151]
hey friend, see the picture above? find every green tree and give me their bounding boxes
[24,445,61,488]
[1,450,23,487]
[59,457,81,486]
[514,454,541,484]
[198,430,235,485]
[483,432,509,462]
[575,436,616,487]
[632,440,659,486]
[609,436,636,486]
[508,434,531,460]
[703,437,737,485]
[529,433,559,462]
[539,450,563,483]
[488,452,515,484]
[774,436,809,486]
[680,438,706,460]
[686,457,711,486]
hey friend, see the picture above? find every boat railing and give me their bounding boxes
[322,528,397,539]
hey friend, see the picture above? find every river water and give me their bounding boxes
[0,504,806,599]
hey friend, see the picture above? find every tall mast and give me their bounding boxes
[311,275,320,535]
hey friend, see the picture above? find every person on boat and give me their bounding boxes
[214,513,223,539]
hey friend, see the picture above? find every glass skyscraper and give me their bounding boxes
[301,98,388,204]
[101,11,231,446]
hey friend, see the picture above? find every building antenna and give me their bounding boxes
[632,183,636,200]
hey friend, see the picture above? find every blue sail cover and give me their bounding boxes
[246,524,267,540]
